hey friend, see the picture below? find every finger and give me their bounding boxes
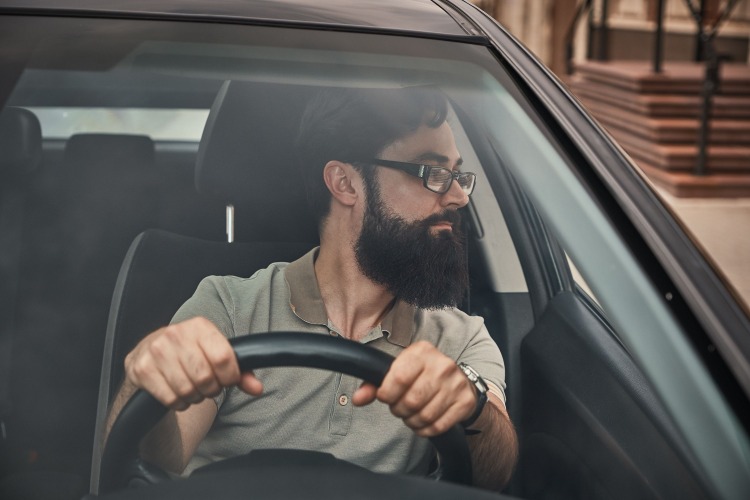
[352,382,377,406]
[126,351,187,410]
[376,350,427,405]
[413,400,471,438]
[388,376,441,419]
[238,372,263,396]
[148,328,207,406]
[197,330,241,389]
[401,386,453,430]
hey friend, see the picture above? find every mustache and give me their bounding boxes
[420,209,462,227]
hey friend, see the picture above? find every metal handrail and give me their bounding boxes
[564,0,594,74]
[682,0,742,175]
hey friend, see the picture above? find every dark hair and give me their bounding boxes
[295,86,448,229]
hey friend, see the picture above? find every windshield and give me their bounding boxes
[1,12,748,500]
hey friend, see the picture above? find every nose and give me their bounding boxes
[440,177,470,208]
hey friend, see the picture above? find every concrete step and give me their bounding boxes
[569,60,750,197]
[574,61,750,95]
[570,79,750,118]
[606,127,750,172]
[580,98,750,144]
[638,161,750,198]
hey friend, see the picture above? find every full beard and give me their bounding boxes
[354,188,469,310]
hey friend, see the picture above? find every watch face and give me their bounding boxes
[459,363,488,393]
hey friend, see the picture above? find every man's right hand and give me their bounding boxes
[123,317,263,411]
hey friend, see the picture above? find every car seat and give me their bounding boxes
[89,80,322,493]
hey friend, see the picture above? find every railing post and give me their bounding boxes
[695,0,707,61]
[565,0,595,74]
[598,0,610,61]
[653,0,666,73]
[695,40,720,176]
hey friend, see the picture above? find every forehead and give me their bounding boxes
[382,121,460,165]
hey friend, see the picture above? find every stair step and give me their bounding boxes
[574,61,750,95]
[570,79,750,118]
[637,161,750,198]
[580,98,750,144]
[606,128,750,172]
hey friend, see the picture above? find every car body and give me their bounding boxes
[0,1,749,499]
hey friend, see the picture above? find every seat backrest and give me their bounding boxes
[0,106,42,424]
[89,231,310,492]
[90,81,322,493]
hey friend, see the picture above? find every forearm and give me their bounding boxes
[104,380,201,474]
[466,395,518,491]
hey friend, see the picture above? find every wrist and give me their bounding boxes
[457,362,488,429]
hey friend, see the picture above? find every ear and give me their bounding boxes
[322,161,359,207]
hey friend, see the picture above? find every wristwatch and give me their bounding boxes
[458,362,489,429]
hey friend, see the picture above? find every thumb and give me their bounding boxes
[237,372,264,396]
[352,382,378,406]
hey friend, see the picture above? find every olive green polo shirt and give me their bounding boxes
[172,248,506,476]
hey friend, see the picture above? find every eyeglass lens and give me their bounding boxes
[426,168,475,194]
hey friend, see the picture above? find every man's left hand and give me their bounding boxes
[351,341,477,437]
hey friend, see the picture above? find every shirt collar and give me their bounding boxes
[285,247,416,347]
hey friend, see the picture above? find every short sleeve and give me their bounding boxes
[456,321,507,404]
[171,276,236,339]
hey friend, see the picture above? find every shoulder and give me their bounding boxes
[199,261,290,298]
[411,307,488,358]
[415,307,485,338]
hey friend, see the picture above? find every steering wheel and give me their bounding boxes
[99,332,473,495]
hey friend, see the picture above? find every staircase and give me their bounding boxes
[569,61,750,197]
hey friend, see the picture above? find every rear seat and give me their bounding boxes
[7,133,160,491]
[0,106,43,458]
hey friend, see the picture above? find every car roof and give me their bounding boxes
[0,0,475,38]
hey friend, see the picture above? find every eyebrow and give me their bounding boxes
[411,152,464,169]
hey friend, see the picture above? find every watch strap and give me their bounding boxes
[458,362,489,429]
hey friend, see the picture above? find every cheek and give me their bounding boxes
[377,174,440,220]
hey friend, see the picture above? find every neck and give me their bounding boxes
[314,236,394,342]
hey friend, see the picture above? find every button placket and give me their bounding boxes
[329,375,359,436]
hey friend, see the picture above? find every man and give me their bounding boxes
[106,86,517,490]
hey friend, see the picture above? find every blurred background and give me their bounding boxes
[472,0,750,309]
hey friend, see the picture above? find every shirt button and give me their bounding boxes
[338,395,349,406]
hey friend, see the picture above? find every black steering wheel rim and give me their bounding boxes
[99,332,472,494]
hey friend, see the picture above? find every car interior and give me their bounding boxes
[0,16,726,500]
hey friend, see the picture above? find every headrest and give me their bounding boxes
[64,134,155,173]
[0,107,42,179]
[195,80,316,205]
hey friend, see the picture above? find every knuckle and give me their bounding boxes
[412,341,433,353]
[163,396,178,408]
[193,371,215,389]
[402,394,422,412]
[209,347,235,368]
[390,370,411,387]
[130,357,153,379]
[162,325,182,342]
[420,407,438,424]
[174,381,196,399]
[431,420,449,434]
[435,357,456,374]
[149,337,171,357]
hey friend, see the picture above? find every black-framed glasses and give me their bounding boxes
[362,159,476,196]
